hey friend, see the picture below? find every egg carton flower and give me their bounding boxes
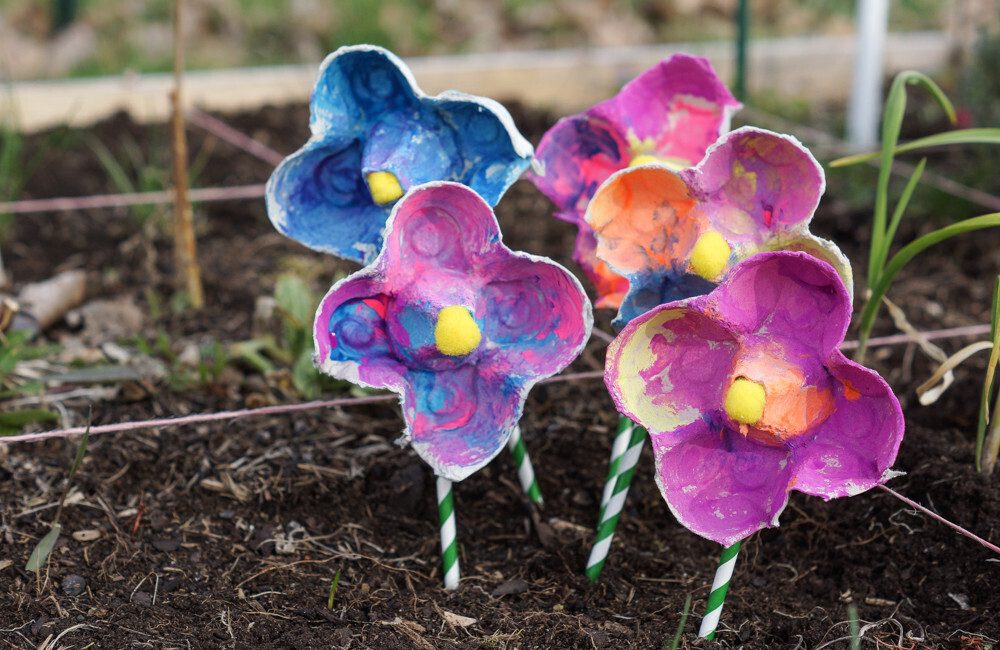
[604,251,904,546]
[314,182,592,481]
[587,126,853,329]
[529,54,741,309]
[267,45,533,264]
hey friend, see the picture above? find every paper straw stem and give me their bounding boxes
[585,423,647,582]
[598,416,637,522]
[698,541,742,639]
[508,427,543,505]
[436,477,460,590]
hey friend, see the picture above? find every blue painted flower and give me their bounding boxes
[266,45,534,263]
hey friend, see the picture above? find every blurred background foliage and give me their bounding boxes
[0,0,949,80]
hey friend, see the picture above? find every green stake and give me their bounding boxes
[597,416,635,523]
[508,426,543,505]
[585,422,647,581]
[436,477,460,590]
[698,541,742,639]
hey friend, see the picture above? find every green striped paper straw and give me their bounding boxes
[585,422,647,582]
[597,416,637,523]
[508,427,543,505]
[436,477,460,590]
[698,541,742,639]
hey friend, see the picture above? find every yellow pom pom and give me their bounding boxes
[724,378,766,425]
[689,230,731,281]
[367,171,405,206]
[434,305,482,356]
[628,154,662,167]
[627,154,688,170]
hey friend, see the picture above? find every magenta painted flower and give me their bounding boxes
[587,127,853,329]
[314,182,592,481]
[604,251,904,546]
[529,54,741,309]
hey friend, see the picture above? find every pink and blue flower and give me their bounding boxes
[314,182,592,481]
[529,54,741,308]
[604,251,904,546]
[268,45,533,264]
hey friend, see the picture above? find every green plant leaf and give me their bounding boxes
[664,593,692,650]
[66,426,91,485]
[327,568,342,609]
[868,71,955,288]
[292,350,319,399]
[856,213,1000,360]
[275,274,315,356]
[877,158,926,275]
[976,275,1000,471]
[0,409,58,431]
[25,523,62,572]
[830,127,1000,167]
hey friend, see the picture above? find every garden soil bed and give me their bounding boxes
[1,103,998,649]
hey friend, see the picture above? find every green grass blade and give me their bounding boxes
[86,135,137,195]
[976,275,1000,471]
[66,424,91,484]
[327,568,342,609]
[857,214,1000,360]
[25,523,62,572]
[848,604,861,650]
[0,409,58,431]
[868,71,955,288]
[831,128,1000,167]
[664,594,693,650]
[877,214,1000,297]
[877,158,926,274]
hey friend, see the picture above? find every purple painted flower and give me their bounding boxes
[586,127,853,329]
[314,182,592,481]
[604,251,904,546]
[529,54,741,309]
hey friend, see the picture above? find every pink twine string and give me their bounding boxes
[1,322,990,443]
[0,184,266,215]
[186,108,286,167]
[876,484,1000,556]
[0,370,603,444]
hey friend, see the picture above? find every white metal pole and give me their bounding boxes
[847,0,890,148]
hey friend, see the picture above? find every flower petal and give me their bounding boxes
[791,351,905,499]
[573,229,630,310]
[404,365,522,481]
[705,251,851,358]
[612,269,715,330]
[314,274,407,392]
[593,54,741,166]
[530,114,629,222]
[478,252,592,379]
[362,108,460,190]
[381,183,501,286]
[691,128,824,243]
[605,305,739,434]
[759,232,854,303]
[436,92,534,205]
[586,165,700,276]
[650,417,794,546]
[311,45,419,135]
[266,137,388,263]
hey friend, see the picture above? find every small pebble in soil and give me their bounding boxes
[491,577,530,597]
[61,574,86,597]
[151,538,181,553]
[132,591,152,606]
[218,509,235,520]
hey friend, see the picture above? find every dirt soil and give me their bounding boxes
[0,104,998,649]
